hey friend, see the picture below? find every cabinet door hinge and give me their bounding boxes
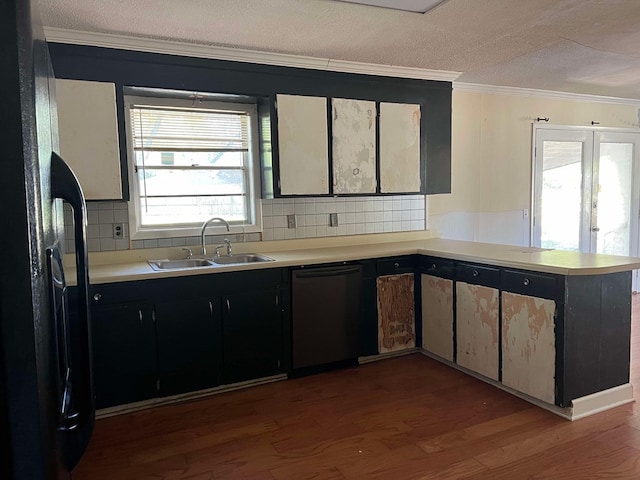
[277,359,281,369]
[275,295,279,306]
[152,309,156,324]
[156,380,160,392]
[138,309,143,326]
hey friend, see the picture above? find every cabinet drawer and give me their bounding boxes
[501,269,562,301]
[457,263,500,288]
[377,256,416,275]
[420,256,455,279]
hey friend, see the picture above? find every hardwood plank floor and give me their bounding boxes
[74,296,640,479]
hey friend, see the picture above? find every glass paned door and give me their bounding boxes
[533,127,640,259]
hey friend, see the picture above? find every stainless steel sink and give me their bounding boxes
[148,258,215,271]
[211,253,275,265]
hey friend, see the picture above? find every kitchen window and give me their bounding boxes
[125,91,261,239]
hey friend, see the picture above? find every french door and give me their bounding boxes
[532,126,640,262]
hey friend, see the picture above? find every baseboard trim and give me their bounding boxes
[359,347,419,364]
[570,384,634,420]
[419,350,634,420]
[96,373,287,418]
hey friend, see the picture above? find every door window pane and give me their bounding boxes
[596,143,633,255]
[540,141,583,251]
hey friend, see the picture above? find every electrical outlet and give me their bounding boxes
[329,213,339,227]
[112,223,124,239]
[287,214,297,229]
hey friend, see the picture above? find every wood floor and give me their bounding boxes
[74,297,640,480]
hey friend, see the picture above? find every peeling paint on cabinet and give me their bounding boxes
[377,274,415,353]
[421,274,453,361]
[332,98,376,194]
[380,102,421,193]
[456,282,499,380]
[276,94,329,195]
[502,292,556,404]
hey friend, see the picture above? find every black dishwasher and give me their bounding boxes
[292,264,362,369]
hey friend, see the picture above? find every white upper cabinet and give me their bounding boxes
[379,102,421,193]
[55,79,123,200]
[331,98,376,194]
[276,94,329,195]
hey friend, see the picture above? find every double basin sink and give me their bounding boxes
[148,253,275,271]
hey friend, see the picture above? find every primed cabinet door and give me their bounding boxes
[502,292,556,403]
[332,98,376,194]
[421,274,454,361]
[377,274,415,353]
[276,94,329,195]
[380,102,421,193]
[456,282,499,380]
[55,79,122,199]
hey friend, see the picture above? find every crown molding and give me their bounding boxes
[454,82,640,106]
[44,27,461,82]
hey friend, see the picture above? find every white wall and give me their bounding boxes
[429,89,640,246]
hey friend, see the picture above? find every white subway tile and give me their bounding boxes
[115,239,129,250]
[383,223,393,232]
[158,238,172,247]
[295,204,306,215]
[113,209,128,223]
[365,223,375,234]
[99,224,112,238]
[273,228,285,240]
[411,199,424,210]
[346,224,356,235]
[402,220,412,230]
[306,226,317,237]
[315,202,327,214]
[262,229,274,241]
[316,226,327,237]
[88,238,101,252]
[263,216,273,228]
[411,220,425,230]
[171,237,186,246]
[365,212,376,223]
[355,202,366,213]
[344,212,355,224]
[273,216,286,228]
[284,229,296,240]
[305,203,316,214]
[113,202,128,210]
[374,211,384,222]
[262,203,273,216]
[335,202,345,213]
[411,209,425,220]
[344,201,356,213]
[100,238,116,251]
[355,223,366,234]
[283,203,295,215]
[393,210,402,222]
[392,221,403,232]
[402,198,412,210]
[272,203,284,216]
[402,211,411,221]
[87,225,100,239]
[98,210,114,224]
[383,211,393,222]
[392,199,402,210]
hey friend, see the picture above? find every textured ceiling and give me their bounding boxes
[38,0,640,99]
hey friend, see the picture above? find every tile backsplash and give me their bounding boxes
[64,195,426,253]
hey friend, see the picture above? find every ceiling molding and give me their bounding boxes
[44,27,461,82]
[454,82,640,107]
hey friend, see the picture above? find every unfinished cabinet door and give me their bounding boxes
[55,79,122,199]
[276,94,329,195]
[456,282,499,380]
[379,102,421,193]
[332,98,376,194]
[377,273,415,353]
[421,274,453,361]
[502,292,556,403]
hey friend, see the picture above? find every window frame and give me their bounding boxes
[124,94,262,240]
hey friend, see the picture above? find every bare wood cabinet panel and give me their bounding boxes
[331,98,376,194]
[502,292,556,403]
[377,273,415,353]
[421,274,454,361]
[276,94,329,195]
[456,282,499,380]
[379,102,421,193]
[55,79,122,199]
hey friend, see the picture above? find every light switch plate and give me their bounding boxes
[287,214,297,229]
[329,213,339,227]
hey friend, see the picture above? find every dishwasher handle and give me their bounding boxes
[294,266,362,279]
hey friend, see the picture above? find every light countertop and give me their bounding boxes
[64,235,640,286]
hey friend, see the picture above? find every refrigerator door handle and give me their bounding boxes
[51,152,94,435]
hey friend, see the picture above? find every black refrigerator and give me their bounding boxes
[1,0,94,478]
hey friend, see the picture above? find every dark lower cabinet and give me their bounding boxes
[91,301,157,409]
[155,298,222,396]
[222,289,282,384]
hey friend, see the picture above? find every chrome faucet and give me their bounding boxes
[200,217,230,256]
